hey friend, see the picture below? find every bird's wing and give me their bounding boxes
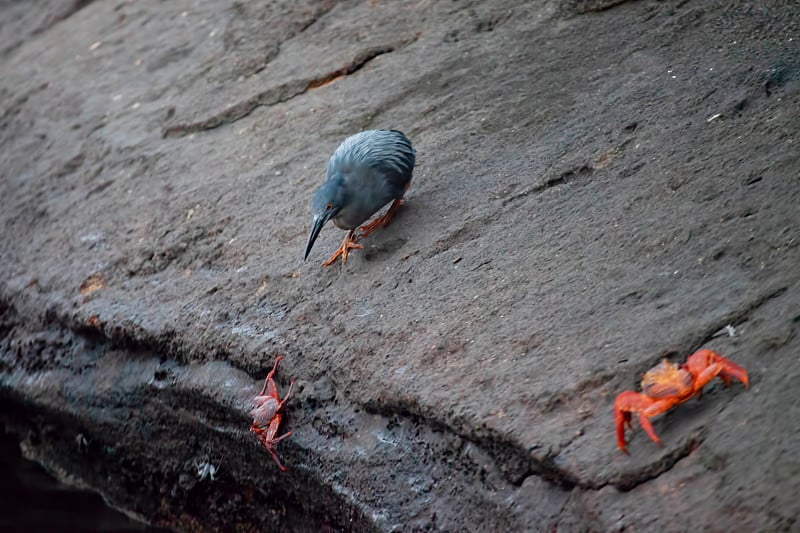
[328,130,416,189]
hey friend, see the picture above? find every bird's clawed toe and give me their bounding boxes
[322,230,363,267]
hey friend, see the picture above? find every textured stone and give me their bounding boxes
[1,0,799,530]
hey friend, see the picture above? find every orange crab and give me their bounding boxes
[250,356,295,471]
[614,349,749,453]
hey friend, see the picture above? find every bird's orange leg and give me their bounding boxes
[322,229,363,267]
[360,198,405,238]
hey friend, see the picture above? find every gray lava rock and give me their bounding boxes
[1,0,799,530]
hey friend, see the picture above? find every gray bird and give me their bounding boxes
[304,130,416,266]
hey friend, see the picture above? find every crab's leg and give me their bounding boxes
[267,446,287,472]
[262,434,292,472]
[614,391,650,453]
[258,355,284,396]
[637,414,662,446]
[261,430,292,471]
[276,379,296,411]
[267,431,293,445]
[262,414,283,441]
[255,415,293,471]
[615,408,633,453]
[639,398,681,445]
[257,416,292,445]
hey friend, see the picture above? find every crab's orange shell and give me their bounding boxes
[614,349,749,453]
[641,359,694,400]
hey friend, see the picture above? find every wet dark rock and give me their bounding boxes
[1,0,799,530]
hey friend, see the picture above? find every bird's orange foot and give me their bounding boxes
[359,198,404,238]
[323,230,363,267]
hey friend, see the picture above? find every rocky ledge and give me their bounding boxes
[1,0,799,530]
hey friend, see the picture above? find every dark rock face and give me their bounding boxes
[1,0,799,530]
[0,430,153,532]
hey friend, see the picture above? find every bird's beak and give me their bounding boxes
[304,211,332,260]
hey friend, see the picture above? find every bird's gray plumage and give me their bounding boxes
[304,130,416,261]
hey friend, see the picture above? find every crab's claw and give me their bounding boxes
[715,353,749,389]
[687,349,749,390]
[614,398,633,454]
[614,391,667,453]
[614,391,643,453]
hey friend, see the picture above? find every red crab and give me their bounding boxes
[250,356,295,471]
[614,349,749,453]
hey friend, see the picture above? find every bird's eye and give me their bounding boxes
[326,203,333,210]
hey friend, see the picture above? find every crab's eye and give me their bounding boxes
[326,203,333,210]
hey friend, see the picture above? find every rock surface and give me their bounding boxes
[1,0,799,530]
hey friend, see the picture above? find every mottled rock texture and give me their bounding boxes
[1,0,799,530]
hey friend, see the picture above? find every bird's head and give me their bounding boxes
[304,176,348,260]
